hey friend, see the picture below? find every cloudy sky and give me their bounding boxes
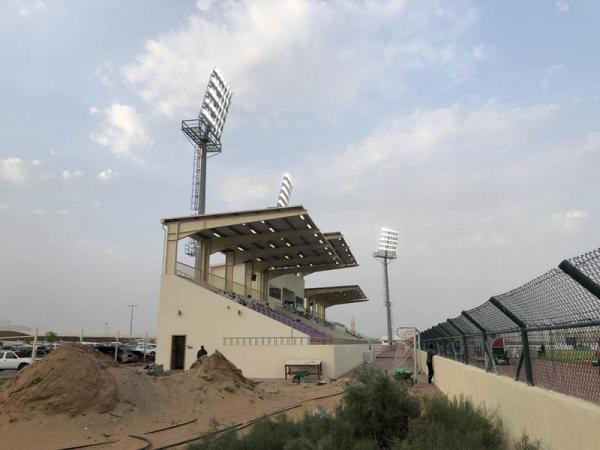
[1,0,599,338]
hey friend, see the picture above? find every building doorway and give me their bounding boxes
[171,335,186,370]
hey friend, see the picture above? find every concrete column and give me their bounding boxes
[244,262,253,298]
[199,240,211,283]
[225,252,234,292]
[164,223,179,275]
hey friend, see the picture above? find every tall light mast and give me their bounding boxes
[373,227,399,346]
[182,68,233,256]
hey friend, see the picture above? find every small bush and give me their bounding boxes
[513,433,542,450]
[397,395,504,450]
[339,368,421,447]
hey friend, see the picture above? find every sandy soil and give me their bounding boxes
[0,345,349,450]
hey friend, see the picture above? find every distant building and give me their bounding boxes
[0,320,33,336]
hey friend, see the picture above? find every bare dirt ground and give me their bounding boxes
[0,345,349,450]
[0,344,439,450]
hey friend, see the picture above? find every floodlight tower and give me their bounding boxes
[373,227,399,346]
[276,173,293,207]
[182,68,233,256]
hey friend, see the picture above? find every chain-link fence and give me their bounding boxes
[420,248,600,405]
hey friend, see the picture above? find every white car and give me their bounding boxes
[0,350,34,371]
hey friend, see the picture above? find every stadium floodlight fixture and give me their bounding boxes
[276,173,293,207]
[183,67,233,257]
[373,227,399,347]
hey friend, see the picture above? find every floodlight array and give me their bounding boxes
[200,68,233,139]
[276,173,293,207]
[378,227,399,257]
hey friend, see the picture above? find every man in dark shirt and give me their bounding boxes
[426,344,436,384]
[197,345,208,359]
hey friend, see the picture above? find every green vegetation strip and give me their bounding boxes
[187,369,541,450]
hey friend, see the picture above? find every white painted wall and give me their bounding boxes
[420,351,600,450]
[157,274,308,370]
[156,275,366,378]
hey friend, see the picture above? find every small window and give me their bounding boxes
[6,352,17,359]
[0,352,4,358]
[269,286,282,299]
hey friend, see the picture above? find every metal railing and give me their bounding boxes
[223,336,311,346]
[174,262,332,344]
[420,247,600,405]
[175,262,263,300]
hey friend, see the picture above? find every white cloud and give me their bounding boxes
[90,103,151,160]
[555,1,570,13]
[552,210,588,226]
[18,0,47,16]
[122,0,480,119]
[29,209,45,216]
[97,169,119,181]
[0,158,30,184]
[216,172,271,209]
[62,170,84,180]
[89,106,98,115]
[315,102,559,192]
[56,209,71,216]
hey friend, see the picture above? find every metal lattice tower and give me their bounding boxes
[182,68,233,256]
[373,227,399,346]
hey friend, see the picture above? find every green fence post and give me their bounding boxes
[488,296,533,386]
[446,319,469,364]
[461,310,496,373]
[559,260,600,300]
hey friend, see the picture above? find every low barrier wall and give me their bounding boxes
[419,351,600,450]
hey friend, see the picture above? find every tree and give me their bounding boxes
[45,331,58,342]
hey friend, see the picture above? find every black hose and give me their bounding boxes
[129,434,153,450]
[152,390,346,450]
[54,439,120,450]
[144,418,198,434]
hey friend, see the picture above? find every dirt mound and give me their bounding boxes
[190,350,255,390]
[0,343,120,416]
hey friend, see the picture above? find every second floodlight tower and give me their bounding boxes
[373,227,399,346]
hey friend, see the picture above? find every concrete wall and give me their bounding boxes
[223,343,368,379]
[269,273,305,307]
[157,274,308,370]
[420,351,600,450]
[157,274,366,378]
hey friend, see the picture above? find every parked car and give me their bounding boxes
[0,351,35,371]
[94,345,139,364]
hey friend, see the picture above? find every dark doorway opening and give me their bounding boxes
[171,335,186,370]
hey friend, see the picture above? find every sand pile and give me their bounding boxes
[190,350,256,390]
[0,343,120,416]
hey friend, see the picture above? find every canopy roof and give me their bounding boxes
[304,285,368,307]
[162,205,358,275]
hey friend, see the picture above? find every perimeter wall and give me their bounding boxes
[419,351,600,450]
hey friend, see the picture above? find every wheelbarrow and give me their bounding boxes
[392,368,414,384]
[292,370,312,383]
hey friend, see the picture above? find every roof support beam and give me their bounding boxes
[254,255,337,272]
[167,207,308,239]
[232,243,333,265]
[202,229,320,253]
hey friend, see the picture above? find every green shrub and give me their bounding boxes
[338,368,421,447]
[513,433,542,450]
[397,395,504,450]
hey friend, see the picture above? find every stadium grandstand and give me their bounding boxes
[156,205,370,378]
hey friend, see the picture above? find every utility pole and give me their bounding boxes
[128,304,138,337]
[104,322,109,335]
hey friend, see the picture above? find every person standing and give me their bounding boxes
[196,345,207,359]
[426,344,436,384]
